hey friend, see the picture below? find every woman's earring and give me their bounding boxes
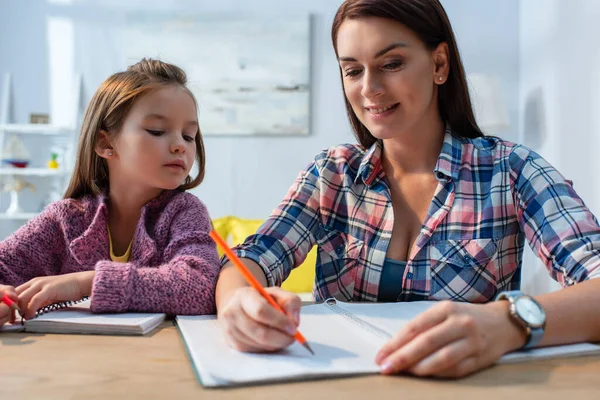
[438,76,443,81]
[108,151,113,156]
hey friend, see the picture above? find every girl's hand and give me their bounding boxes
[218,286,302,353]
[0,285,18,326]
[16,271,95,320]
[375,300,527,378]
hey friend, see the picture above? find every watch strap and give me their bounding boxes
[526,326,544,349]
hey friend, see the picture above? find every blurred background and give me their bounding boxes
[1,0,598,295]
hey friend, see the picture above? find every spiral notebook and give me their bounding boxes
[176,299,600,387]
[1,297,166,335]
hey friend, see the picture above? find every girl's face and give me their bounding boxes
[336,17,447,141]
[106,86,198,193]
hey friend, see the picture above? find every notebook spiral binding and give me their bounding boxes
[36,296,90,316]
[324,298,392,340]
[20,296,90,325]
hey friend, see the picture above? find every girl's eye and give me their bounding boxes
[146,129,164,136]
[183,135,195,142]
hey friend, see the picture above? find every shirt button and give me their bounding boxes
[406,272,413,279]
[435,172,445,180]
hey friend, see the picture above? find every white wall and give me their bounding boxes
[0,0,520,235]
[518,0,600,294]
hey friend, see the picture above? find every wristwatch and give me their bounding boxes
[495,290,546,349]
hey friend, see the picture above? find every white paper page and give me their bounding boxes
[176,303,384,387]
[331,300,600,364]
[332,300,437,336]
[31,312,160,326]
[0,323,25,333]
[28,299,163,327]
[499,343,600,363]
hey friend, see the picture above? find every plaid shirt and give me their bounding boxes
[229,128,600,302]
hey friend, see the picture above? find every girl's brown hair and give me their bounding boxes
[63,58,206,199]
[331,0,484,148]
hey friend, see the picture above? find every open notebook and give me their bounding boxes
[176,299,600,387]
[1,298,166,335]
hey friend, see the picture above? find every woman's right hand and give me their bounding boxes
[0,285,19,326]
[218,286,302,353]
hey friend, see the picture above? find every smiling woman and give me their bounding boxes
[214,0,600,381]
[336,17,450,145]
[331,0,481,149]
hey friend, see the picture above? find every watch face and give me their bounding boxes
[515,297,545,327]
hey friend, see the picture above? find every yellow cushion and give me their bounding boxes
[211,216,233,257]
[227,217,316,294]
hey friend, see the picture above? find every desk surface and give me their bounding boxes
[2,321,600,399]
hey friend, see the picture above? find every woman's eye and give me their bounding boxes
[146,129,164,136]
[383,62,403,70]
[344,69,362,78]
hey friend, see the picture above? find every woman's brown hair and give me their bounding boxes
[63,58,206,199]
[331,0,483,148]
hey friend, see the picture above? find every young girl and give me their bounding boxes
[0,58,220,326]
[216,0,600,378]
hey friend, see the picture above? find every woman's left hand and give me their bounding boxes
[375,300,527,378]
[16,271,95,319]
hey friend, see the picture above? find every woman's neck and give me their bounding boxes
[381,117,445,178]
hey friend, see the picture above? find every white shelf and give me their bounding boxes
[0,168,66,176]
[0,212,38,220]
[0,123,73,135]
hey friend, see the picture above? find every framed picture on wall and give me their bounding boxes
[123,13,311,136]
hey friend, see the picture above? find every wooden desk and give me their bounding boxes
[2,321,600,399]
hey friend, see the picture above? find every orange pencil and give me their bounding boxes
[209,230,314,355]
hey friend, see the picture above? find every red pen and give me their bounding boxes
[1,293,19,312]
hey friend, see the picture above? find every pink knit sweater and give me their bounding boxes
[0,190,220,315]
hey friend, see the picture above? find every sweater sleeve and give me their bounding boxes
[0,203,66,286]
[90,195,220,315]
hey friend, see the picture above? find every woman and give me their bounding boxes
[215,0,600,378]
